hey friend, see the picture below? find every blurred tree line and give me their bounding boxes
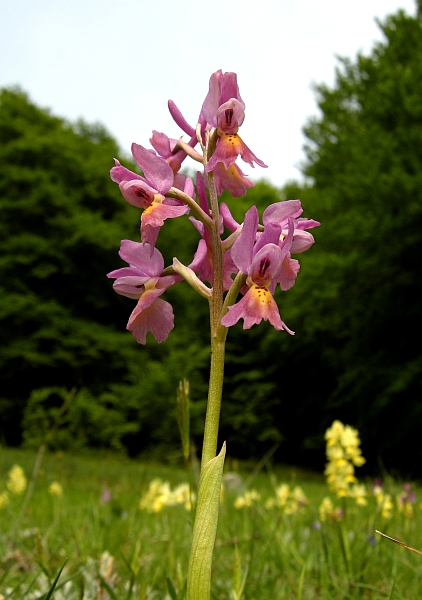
[1,5,421,475]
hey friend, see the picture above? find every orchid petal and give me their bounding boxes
[249,243,284,286]
[128,295,174,344]
[168,99,196,136]
[206,133,267,172]
[196,171,210,216]
[253,222,282,255]
[231,206,258,274]
[221,285,294,333]
[213,162,254,197]
[296,217,321,230]
[110,159,145,184]
[118,180,156,209]
[263,200,303,225]
[149,131,174,158]
[174,173,195,198]
[290,230,315,253]
[217,99,245,134]
[220,203,240,232]
[131,143,174,194]
[219,72,244,108]
[278,256,300,291]
[142,201,189,230]
[118,240,164,276]
[112,276,148,299]
[201,70,222,127]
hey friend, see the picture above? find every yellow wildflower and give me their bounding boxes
[6,465,27,495]
[349,484,367,506]
[48,482,63,497]
[326,445,344,461]
[234,490,260,509]
[167,483,194,511]
[265,484,308,514]
[372,484,384,502]
[319,496,343,522]
[274,483,290,507]
[397,496,414,518]
[325,420,344,447]
[139,479,194,512]
[0,491,9,509]
[292,485,309,505]
[377,493,393,519]
[324,420,365,499]
[140,479,171,512]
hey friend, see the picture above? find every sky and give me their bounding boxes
[0,0,417,188]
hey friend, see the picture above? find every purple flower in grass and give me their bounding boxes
[221,206,294,333]
[107,240,181,344]
[110,143,192,250]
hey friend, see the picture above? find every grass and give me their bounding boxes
[1,447,422,599]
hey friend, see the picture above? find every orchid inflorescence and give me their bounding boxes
[107,70,319,345]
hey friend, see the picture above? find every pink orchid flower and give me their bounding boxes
[262,200,320,290]
[107,240,181,344]
[201,70,267,177]
[221,206,294,333]
[110,143,192,249]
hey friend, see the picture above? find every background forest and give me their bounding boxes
[1,7,421,476]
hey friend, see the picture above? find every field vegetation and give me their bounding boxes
[1,433,422,599]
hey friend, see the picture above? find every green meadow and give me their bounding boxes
[1,446,422,599]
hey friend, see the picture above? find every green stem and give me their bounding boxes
[185,155,227,600]
[201,168,227,468]
[201,335,226,468]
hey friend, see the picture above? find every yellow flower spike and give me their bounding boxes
[275,483,290,507]
[234,489,260,509]
[350,484,367,506]
[319,497,334,521]
[234,496,246,509]
[6,465,27,495]
[325,420,344,446]
[324,420,366,498]
[0,491,9,509]
[326,445,344,461]
[380,494,393,519]
[48,482,63,498]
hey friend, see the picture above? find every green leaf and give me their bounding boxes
[185,443,226,600]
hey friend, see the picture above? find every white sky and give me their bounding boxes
[0,0,417,188]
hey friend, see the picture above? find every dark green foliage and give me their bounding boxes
[22,387,139,452]
[269,8,422,474]
[0,87,208,453]
[216,7,422,475]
